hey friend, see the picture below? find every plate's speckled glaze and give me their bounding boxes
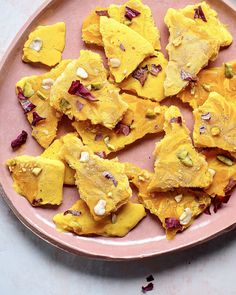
[0,0,236,260]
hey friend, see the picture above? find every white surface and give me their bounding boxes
[0,0,236,294]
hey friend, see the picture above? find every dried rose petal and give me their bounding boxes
[17,86,36,113]
[94,151,106,158]
[119,43,126,51]
[201,112,211,121]
[170,116,182,125]
[165,217,181,229]
[224,178,236,195]
[95,10,109,17]
[194,5,207,22]
[142,282,154,293]
[103,171,118,187]
[146,275,154,282]
[180,69,198,82]
[11,130,28,150]
[211,196,231,213]
[149,64,162,76]
[125,6,140,20]
[204,206,211,215]
[114,122,130,136]
[94,133,103,141]
[76,101,84,112]
[32,198,43,206]
[32,112,45,126]
[64,210,81,216]
[68,80,97,102]
[199,125,206,134]
[198,204,205,210]
[132,65,149,86]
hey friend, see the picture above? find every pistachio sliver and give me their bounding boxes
[23,82,35,98]
[217,155,234,166]
[36,90,47,100]
[224,63,234,79]
[59,98,71,110]
[177,149,193,167]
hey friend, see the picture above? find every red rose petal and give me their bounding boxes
[68,80,98,102]
[146,275,154,282]
[224,178,236,195]
[149,64,162,76]
[95,10,109,17]
[103,171,118,187]
[11,130,28,150]
[132,65,149,87]
[180,69,198,82]
[170,116,182,126]
[125,6,141,20]
[114,122,131,136]
[194,5,207,22]
[63,210,81,216]
[32,112,46,126]
[94,151,106,158]
[165,217,181,229]
[17,86,36,113]
[142,282,154,293]
[201,112,211,121]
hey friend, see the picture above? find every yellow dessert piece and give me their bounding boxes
[16,60,70,149]
[22,22,66,67]
[53,199,146,237]
[6,155,65,206]
[164,3,232,96]
[202,149,236,197]
[60,134,132,221]
[119,51,167,102]
[148,106,213,192]
[41,135,76,185]
[72,93,166,155]
[50,50,128,129]
[100,16,154,83]
[193,92,236,153]
[125,163,211,239]
[178,61,236,109]
[82,0,161,49]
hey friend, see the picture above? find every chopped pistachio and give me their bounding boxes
[124,20,132,26]
[29,38,43,52]
[59,98,71,110]
[190,85,196,95]
[217,155,234,166]
[177,149,193,167]
[154,106,161,114]
[76,67,88,79]
[138,175,145,182]
[31,167,42,176]
[107,192,113,197]
[201,83,211,92]
[111,213,117,224]
[145,109,156,119]
[104,136,115,151]
[91,83,103,90]
[80,151,90,162]
[224,63,234,79]
[211,126,221,136]
[36,90,47,100]
[23,82,35,98]
[172,35,183,47]
[208,168,216,177]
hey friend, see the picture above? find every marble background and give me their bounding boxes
[1,0,236,294]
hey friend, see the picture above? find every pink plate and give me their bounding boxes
[1,0,236,260]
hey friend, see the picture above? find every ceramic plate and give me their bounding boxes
[1,0,236,260]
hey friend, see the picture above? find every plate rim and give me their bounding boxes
[1,0,236,260]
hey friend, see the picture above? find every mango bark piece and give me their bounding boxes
[22,22,66,67]
[124,163,211,239]
[50,50,128,129]
[178,61,236,109]
[41,136,75,185]
[82,0,160,50]
[72,93,166,155]
[6,155,64,206]
[193,92,236,153]
[119,51,167,101]
[100,16,154,83]
[164,3,232,96]
[60,134,132,221]
[82,7,105,46]
[16,60,70,149]
[202,149,236,197]
[53,199,146,237]
[148,106,213,192]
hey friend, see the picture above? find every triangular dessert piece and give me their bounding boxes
[100,16,154,83]
[164,3,232,96]
[16,60,70,148]
[193,92,236,153]
[60,134,132,221]
[53,199,146,237]
[148,106,213,192]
